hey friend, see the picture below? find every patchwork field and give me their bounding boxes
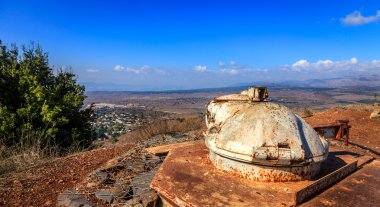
[85,86,380,114]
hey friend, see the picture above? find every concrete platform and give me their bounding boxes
[302,160,380,207]
[149,141,375,207]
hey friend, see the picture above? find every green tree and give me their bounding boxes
[0,40,94,154]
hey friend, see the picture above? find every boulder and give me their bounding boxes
[144,155,161,171]
[130,166,159,196]
[95,189,113,203]
[110,180,130,198]
[122,197,143,207]
[139,191,158,207]
[57,189,94,207]
[94,171,108,181]
[370,109,380,119]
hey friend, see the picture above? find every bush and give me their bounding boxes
[302,107,314,118]
[0,40,94,156]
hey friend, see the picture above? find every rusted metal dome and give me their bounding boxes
[205,87,329,181]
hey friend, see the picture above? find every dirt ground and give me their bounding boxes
[0,109,379,207]
[0,144,133,207]
[305,109,380,151]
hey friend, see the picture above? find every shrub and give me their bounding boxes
[302,107,314,118]
[0,40,94,156]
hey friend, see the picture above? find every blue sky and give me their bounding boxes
[1,0,380,90]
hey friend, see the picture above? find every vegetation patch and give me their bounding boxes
[0,41,94,173]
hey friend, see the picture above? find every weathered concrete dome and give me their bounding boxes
[205,87,329,181]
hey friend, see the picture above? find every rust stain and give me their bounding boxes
[204,86,329,181]
[149,141,366,206]
[312,120,351,145]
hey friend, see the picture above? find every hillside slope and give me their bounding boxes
[0,144,133,207]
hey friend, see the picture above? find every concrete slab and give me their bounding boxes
[151,141,301,207]
[146,140,204,155]
[149,141,374,207]
[301,160,380,207]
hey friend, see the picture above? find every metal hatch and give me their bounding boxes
[204,86,329,181]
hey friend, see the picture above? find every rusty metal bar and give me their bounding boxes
[313,120,351,145]
[294,160,357,204]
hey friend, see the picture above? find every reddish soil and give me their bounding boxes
[0,144,133,207]
[306,109,380,150]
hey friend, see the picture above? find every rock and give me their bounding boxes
[110,184,125,198]
[94,171,108,181]
[103,178,116,185]
[118,191,158,207]
[144,155,161,170]
[126,161,146,173]
[122,197,143,207]
[104,163,126,173]
[172,132,184,138]
[139,191,158,207]
[86,181,97,188]
[57,189,95,207]
[131,166,160,196]
[57,132,201,207]
[370,109,380,119]
[95,189,113,203]
[110,180,130,198]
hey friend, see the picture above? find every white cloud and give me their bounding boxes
[291,58,363,72]
[125,67,145,74]
[114,65,123,71]
[350,57,358,64]
[230,60,238,66]
[141,65,150,70]
[86,68,99,73]
[316,60,333,67]
[341,10,380,26]
[114,64,148,74]
[154,69,167,75]
[292,59,309,70]
[193,65,207,72]
[372,60,380,67]
[220,69,238,75]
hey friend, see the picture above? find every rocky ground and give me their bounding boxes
[57,132,200,207]
[0,144,134,207]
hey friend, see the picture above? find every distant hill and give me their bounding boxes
[83,74,380,92]
[279,74,380,88]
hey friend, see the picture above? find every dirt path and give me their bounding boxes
[0,144,133,207]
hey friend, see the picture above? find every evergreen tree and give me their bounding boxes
[0,40,94,153]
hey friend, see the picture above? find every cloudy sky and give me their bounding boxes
[1,0,379,90]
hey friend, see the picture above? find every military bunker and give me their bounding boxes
[147,86,376,206]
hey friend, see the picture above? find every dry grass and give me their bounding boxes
[302,107,314,118]
[0,115,206,175]
[120,116,206,144]
[0,145,48,175]
[335,103,379,111]
[293,107,315,118]
[0,137,63,175]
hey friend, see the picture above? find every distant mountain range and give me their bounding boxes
[82,74,380,92]
[279,74,380,88]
